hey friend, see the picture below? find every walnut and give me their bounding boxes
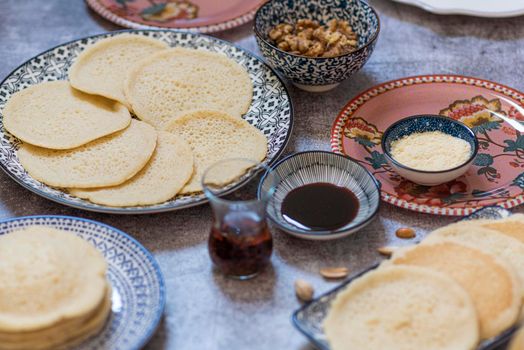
[268,18,359,58]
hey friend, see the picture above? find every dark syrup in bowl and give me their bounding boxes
[281,183,359,231]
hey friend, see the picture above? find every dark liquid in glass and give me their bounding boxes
[281,182,360,231]
[209,212,273,278]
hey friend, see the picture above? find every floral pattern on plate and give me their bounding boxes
[86,0,263,33]
[331,75,524,216]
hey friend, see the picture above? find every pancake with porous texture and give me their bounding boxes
[509,325,524,350]
[124,48,253,128]
[0,288,111,350]
[2,81,130,150]
[323,266,479,350]
[0,226,108,333]
[475,214,524,244]
[18,119,157,188]
[387,240,522,339]
[164,110,267,194]
[69,132,194,206]
[69,34,168,108]
[426,223,524,297]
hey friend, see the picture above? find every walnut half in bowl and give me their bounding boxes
[254,0,380,92]
[268,19,359,58]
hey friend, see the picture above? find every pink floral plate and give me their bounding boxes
[86,0,264,33]
[331,75,524,216]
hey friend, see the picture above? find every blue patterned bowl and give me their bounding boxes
[254,0,380,92]
[258,151,380,240]
[382,115,479,186]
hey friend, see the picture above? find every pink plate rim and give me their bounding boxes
[85,0,261,34]
[330,74,524,216]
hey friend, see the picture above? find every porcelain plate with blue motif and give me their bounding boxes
[0,215,165,350]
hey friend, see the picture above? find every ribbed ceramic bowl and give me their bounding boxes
[382,115,479,186]
[258,151,380,240]
[254,0,380,92]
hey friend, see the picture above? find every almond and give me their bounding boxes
[377,246,399,257]
[320,267,349,279]
[294,279,314,302]
[395,227,416,239]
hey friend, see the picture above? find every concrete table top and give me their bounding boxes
[0,0,523,349]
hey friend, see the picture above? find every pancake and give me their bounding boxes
[476,214,524,244]
[387,240,522,339]
[509,325,524,350]
[0,287,111,350]
[69,33,168,108]
[164,110,267,194]
[426,223,524,296]
[0,226,107,332]
[2,81,130,150]
[69,131,194,206]
[18,119,157,188]
[124,48,253,128]
[323,266,479,350]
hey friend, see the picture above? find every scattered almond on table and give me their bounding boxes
[320,267,349,279]
[395,227,416,239]
[377,246,399,257]
[295,279,314,302]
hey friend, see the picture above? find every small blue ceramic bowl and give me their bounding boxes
[382,115,479,186]
[258,151,380,240]
[254,0,380,93]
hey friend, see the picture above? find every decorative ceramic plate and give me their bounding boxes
[86,0,264,33]
[391,0,524,18]
[331,75,524,216]
[0,30,293,214]
[0,215,165,350]
[292,205,514,350]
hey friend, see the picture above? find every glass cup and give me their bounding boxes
[202,158,275,280]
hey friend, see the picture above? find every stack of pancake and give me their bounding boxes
[0,226,110,350]
[2,33,267,207]
[324,214,524,350]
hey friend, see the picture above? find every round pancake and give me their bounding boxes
[69,131,194,206]
[0,226,107,333]
[18,119,157,188]
[474,214,524,245]
[509,326,524,350]
[0,287,111,350]
[69,33,168,108]
[2,81,130,150]
[124,48,253,128]
[323,266,479,350]
[426,223,524,297]
[164,110,267,194]
[387,240,522,339]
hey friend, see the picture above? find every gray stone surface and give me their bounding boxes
[0,1,523,349]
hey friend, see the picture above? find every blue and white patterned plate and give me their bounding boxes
[0,30,293,214]
[292,205,515,350]
[0,215,165,350]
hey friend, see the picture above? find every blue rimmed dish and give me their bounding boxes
[254,0,380,92]
[0,215,165,350]
[382,115,479,186]
[258,151,380,240]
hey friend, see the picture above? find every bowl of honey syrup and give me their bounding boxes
[258,151,380,240]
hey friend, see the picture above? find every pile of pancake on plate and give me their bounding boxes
[324,214,524,350]
[2,34,267,207]
[0,226,110,350]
